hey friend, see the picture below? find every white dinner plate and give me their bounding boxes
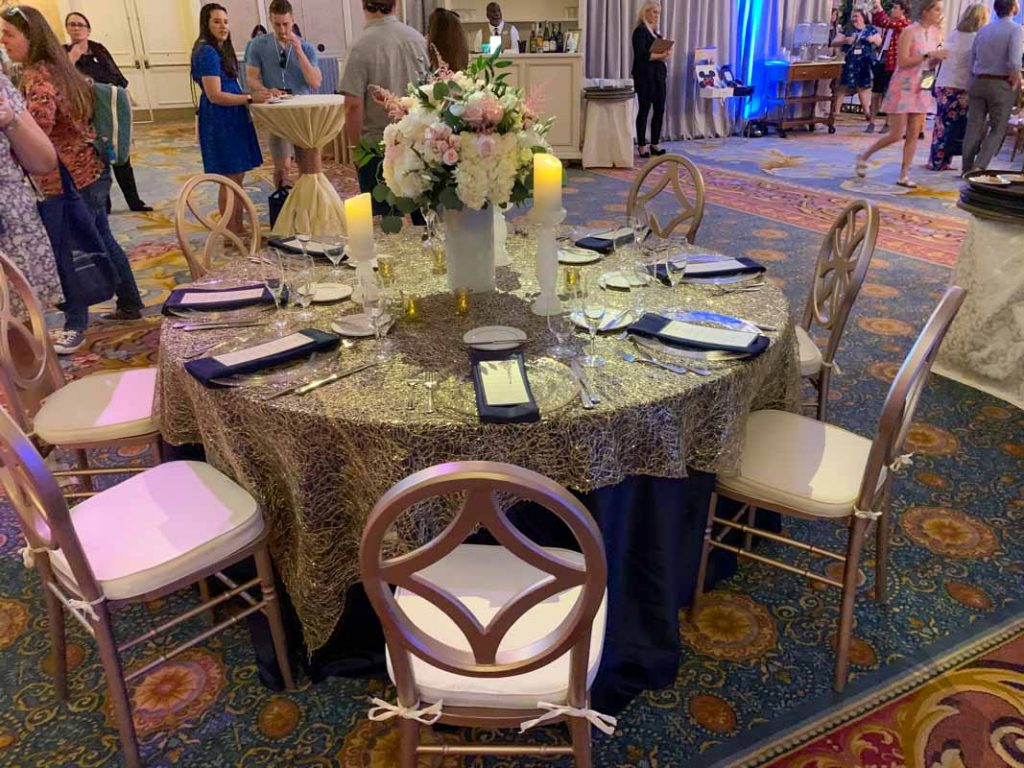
[598,270,648,291]
[331,312,393,337]
[972,175,1011,186]
[298,282,353,303]
[463,325,527,351]
[570,308,636,332]
[558,247,602,265]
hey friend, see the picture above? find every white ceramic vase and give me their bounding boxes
[443,205,496,292]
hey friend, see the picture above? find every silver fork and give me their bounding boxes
[423,372,439,414]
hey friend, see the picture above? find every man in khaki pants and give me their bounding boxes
[961,0,1023,173]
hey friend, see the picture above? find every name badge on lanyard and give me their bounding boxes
[853,47,864,56]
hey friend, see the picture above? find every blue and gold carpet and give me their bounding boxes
[0,120,1021,766]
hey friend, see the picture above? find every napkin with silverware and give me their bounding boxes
[162,282,285,315]
[185,329,339,387]
[471,350,540,424]
[646,257,765,286]
[628,313,769,355]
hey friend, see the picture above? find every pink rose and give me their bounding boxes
[442,148,459,166]
[464,103,484,124]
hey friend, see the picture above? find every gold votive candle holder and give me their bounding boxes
[377,254,396,286]
[454,287,471,316]
[402,291,421,322]
[431,242,447,275]
[564,266,582,294]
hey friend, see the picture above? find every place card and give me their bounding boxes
[685,258,750,276]
[660,320,759,350]
[213,332,314,367]
[479,359,531,406]
[592,227,635,241]
[179,287,267,305]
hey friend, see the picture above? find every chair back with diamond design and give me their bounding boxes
[625,154,706,243]
[175,173,261,280]
[0,251,67,432]
[360,461,607,708]
[856,286,966,515]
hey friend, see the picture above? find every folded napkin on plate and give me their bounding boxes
[162,283,282,315]
[184,328,340,388]
[628,313,769,355]
[471,350,540,424]
[646,257,765,286]
[268,237,346,259]
[575,227,635,254]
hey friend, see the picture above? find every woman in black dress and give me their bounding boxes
[631,1,671,158]
[64,11,152,212]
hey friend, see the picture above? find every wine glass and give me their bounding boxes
[361,275,391,362]
[292,252,316,323]
[630,202,650,254]
[579,279,606,368]
[322,233,348,278]
[547,303,576,359]
[292,209,312,259]
[629,261,649,322]
[665,252,688,289]
[263,249,290,333]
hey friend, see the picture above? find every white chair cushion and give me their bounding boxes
[50,461,264,600]
[34,368,158,445]
[386,544,607,710]
[795,325,824,378]
[716,409,881,519]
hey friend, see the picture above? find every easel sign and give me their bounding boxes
[694,46,733,99]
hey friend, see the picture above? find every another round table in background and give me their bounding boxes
[157,231,801,711]
[249,94,347,236]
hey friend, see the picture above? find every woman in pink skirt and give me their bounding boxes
[855,0,949,187]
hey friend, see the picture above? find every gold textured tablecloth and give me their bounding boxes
[157,232,801,652]
[249,95,347,237]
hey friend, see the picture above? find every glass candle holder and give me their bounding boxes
[564,266,582,295]
[377,254,396,287]
[402,291,421,322]
[454,287,471,316]
[431,242,447,275]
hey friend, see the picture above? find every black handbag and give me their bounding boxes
[36,163,116,307]
[268,185,291,229]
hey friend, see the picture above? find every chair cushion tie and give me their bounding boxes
[19,544,51,568]
[889,453,914,472]
[854,506,883,521]
[821,359,843,375]
[519,702,618,735]
[367,697,443,725]
[67,595,105,622]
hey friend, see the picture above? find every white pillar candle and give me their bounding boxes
[533,154,563,215]
[344,193,374,258]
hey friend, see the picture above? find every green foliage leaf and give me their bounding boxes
[381,215,404,234]
[495,60,512,68]
[433,81,450,101]
[439,186,463,211]
[394,196,419,215]
[371,183,391,203]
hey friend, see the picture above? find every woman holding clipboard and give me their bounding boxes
[632,1,672,158]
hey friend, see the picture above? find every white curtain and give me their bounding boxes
[586,0,736,139]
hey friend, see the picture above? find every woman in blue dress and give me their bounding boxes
[190,3,269,234]
[830,10,882,132]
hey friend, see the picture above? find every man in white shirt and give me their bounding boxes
[486,3,519,53]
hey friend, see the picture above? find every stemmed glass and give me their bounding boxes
[547,302,576,358]
[293,209,313,260]
[579,279,606,368]
[322,233,347,278]
[664,251,688,289]
[361,273,391,362]
[292,252,316,323]
[262,248,290,333]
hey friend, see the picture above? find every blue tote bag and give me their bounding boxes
[36,163,116,307]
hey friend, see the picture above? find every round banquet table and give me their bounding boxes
[157,231,801,712]
[248,95,347,236]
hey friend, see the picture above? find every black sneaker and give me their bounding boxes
[50,329,86,355]
[100,308,144,322]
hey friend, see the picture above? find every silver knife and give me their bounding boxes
[175,320,268,332]
[266,361,379,399]
[569,358,601,404]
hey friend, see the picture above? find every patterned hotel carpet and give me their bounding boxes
[0,119,1021,767]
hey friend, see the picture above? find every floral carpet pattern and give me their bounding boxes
[0,120,1021,766]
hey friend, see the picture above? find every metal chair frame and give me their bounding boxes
[174,173,261,280]
[625,154,706,243]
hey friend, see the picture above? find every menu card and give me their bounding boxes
[470,350,540,424]
[179,288,266,305]
[213,333,315,367]
[162,283,276,315]
[659,320,759,350]
[479,360,531,406]
[184,328,340,388]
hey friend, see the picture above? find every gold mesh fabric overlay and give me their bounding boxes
[158,229,802,652]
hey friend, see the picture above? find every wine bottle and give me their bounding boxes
[556,23,564,53]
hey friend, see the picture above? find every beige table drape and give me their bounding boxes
[250,95,347,236]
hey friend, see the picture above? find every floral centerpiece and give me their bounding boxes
[355,50,554,291]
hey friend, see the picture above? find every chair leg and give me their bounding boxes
[255,546,296,690]
[742,505,758,551]
[398,719,419,768]
[834,518,869,693]
[93,608,142,768]
[196,578,215,624]
[148,435,164,466]
[570,717,593,768]
[42,584,69,701]
[874,488,893,604]
[691,492,719,620]
[816,369,831,422]
[75,449,94,493]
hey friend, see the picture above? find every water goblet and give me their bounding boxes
[362,284,391,361]
[293,253,316,323]
[580,280,606,368]
[263,249,290,333]
[665,253,688,289]
[547,304,576,358]
[322,234,348,277]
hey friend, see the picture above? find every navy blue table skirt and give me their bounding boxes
[235,468,777,715]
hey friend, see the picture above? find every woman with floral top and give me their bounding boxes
[1,5,144,354]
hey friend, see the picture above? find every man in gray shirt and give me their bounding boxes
[961,0,1023,173]
[339,0,428,215]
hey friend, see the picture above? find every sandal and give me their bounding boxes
[854,157,868,178]
[896,176,917,188]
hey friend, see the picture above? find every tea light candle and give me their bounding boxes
[344,193,374,257]
[533,154,562,215]
[454,287,471,316]
[402,291,421,321]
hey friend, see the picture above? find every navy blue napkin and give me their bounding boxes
[162,283,283,316]
[267,237,347,262]
[574,236,615,255]
[628,313,769,356]
[646,257,765,286]
[470,350,540,424]
[184,329,340,388]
